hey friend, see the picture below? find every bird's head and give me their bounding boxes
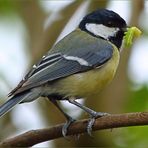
[79,9,127,49]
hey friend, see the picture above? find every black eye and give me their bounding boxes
[107,21,113,26]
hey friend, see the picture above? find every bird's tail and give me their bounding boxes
[0,91,39,117]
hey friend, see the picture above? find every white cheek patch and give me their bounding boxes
[85,23,119,40]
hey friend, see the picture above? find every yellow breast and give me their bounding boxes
[55,44,120,99]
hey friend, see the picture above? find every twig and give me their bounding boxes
[0,112,148,147]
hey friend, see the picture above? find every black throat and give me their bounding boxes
[108,30,124,49]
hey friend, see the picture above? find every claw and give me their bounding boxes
[87,112,110,136]
[67,99,110,137]
[62,117,76,138]
[87,118,95,137]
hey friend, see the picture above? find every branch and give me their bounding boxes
[0,112,148,147]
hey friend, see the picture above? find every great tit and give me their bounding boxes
[0,9,133,136]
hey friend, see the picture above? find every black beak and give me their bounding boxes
[122,27,128,32]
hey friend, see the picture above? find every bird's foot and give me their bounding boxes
[87,112,110,136]
[62,117,76,138]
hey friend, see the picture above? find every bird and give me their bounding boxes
[0,9,128,137]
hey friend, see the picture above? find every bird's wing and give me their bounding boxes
[9,32,114,96]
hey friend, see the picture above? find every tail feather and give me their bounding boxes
[0,91,39,117]
[0,93,27,117]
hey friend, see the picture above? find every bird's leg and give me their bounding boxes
[48,98,76,137]
[68,99,109,136]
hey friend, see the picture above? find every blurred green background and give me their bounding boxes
[0,0,148,147]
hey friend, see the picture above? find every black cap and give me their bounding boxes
[79,9,127,30]
[79,9,127,49]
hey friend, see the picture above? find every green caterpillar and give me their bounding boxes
[124,26,142,48]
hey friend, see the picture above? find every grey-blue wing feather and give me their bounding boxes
[23,58,89,86]
[76,47,113,67]
[9,30,114,95]
[18,45,113,92]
